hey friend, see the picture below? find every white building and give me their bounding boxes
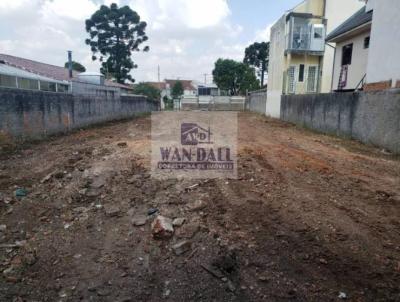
[266,0,364,117]
[327,0,400,91]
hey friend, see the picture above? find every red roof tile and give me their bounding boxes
[165,79,196,91]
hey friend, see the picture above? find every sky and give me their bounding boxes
[0,0,300,83]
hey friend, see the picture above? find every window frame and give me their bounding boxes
[298,64,305,82]
[364,36,370,49]
[341,43,353,66]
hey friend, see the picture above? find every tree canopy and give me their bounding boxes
[171,81,184,99]
[243,42,269,87]
[212,59,260,95]
[64,61,86,73]
[85,3,149,84]
[132,83,160,101]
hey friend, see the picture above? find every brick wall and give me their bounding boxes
[364,80,392,91]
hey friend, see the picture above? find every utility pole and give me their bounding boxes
[157,65,160,83]
[204,73,207,85]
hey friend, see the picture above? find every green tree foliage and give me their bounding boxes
[163,95,173,110]
[132,83,161,101]
[64,61,86,72]
[212,59,260,95]
[171,81,184,99]
[85,3,149,84]
[243,42,269,87]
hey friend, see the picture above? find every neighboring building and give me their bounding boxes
[0,53,134,96]
[267,0,364,117]
[327,0,400,91]
[326,7,372,91]
[144,80,197,109]
[364,0,400,90]
[0,61,70,93]
[164,79,197,98]
[143,81,168,109]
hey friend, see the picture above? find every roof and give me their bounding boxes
[0,63,67,84]
[326,6,373,41]
[144,82,167,90]
[165,79,196,91]
[0,53,133,90]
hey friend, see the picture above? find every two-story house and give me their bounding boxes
[266,0,364,117]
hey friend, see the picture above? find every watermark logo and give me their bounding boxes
[151,112,237,179]
[181,123,212,145]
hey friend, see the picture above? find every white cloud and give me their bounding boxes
[0,0,264,83]
[41,0,97,20]
[254,23,273,42]
[0,0,30,10]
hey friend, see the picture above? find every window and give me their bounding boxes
[40,81,49,91]
[198,87,211,96]
[0,74,17,88]
[18,78,39,90]
[314,27,323,39]
[298,64,305,82]
[342,43,353,66]
[364,36,370,49]
[57,84,69,93]
[287,66,296,94]
[307,66,317,93]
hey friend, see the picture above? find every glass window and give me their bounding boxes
[287,66,296,94]
[18,78,39,90]
[40,81,50,91]
[342,43,353,66]
[57,84,69,92]
[298,64,305,82]
[307,66,317,92]
[49,82,56,92]
[364,36,370,49]
[314,28,323,39]
[0,74,17,88]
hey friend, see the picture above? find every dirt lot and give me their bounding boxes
[0,112,399,302]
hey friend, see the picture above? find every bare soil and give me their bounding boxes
[0,112,399,302]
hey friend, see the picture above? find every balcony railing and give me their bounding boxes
[286,15,325,54]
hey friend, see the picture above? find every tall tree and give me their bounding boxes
[64,61,86,72]
[243,42,269,87]
[132,83,161,101]
[85,3,149,84]
[171,81,184,99]
[212,59,260,95]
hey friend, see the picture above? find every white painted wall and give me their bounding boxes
[332,31,370,90]
[366,0,400,87]
[321,0,364,92]
[266,15,286,118]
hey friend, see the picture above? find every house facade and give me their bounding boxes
[327,0,400,91]
[266,0,364,117]
[364,0,400,90]
[326,7,372,91]
[164,79,197,98]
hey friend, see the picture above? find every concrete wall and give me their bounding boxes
[0,88,158,140]
[332,30,370,90]
[247,89,267,114]
[267,15,286,118]
[181,96,245,111]
[366,0,400,88]
[281,89,400,153]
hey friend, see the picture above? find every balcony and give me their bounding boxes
[285,13,326,55]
